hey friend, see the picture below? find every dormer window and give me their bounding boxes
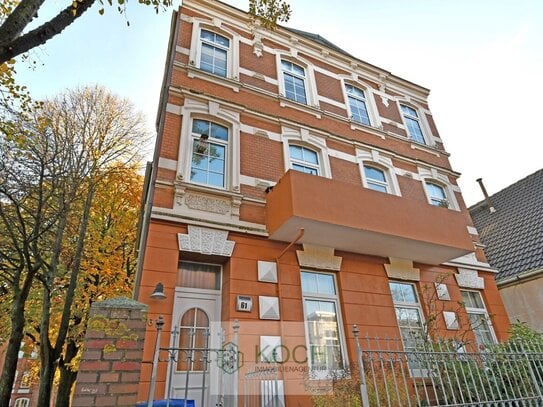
[346,84,371,125]
[199,30,230,77]
[400,105,425,144]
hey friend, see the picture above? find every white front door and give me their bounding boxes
[168,287,221,407]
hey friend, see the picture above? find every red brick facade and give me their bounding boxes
[135,1,510,405]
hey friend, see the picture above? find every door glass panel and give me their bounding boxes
[178,262,221,289]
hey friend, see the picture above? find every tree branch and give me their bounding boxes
[0,0,96,65]
[0,0,47,48]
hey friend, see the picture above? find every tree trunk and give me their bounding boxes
[36,286,55,407]
[36,347,56,407]
[0,298,26,406]
[55,338,79,407]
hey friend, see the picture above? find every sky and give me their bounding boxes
[13,0,543,206]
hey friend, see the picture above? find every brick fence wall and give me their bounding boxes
[72,297,148,407]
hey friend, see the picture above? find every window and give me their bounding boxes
[363,165,389,193]
[461,290,496,348]
[281,60,307,104]
[289,145,319,175]
[301,272,345,375]
[425,182,448,207]
[177,307,210,371]
[346,85,370,125]
[390,282,425,350]
[199,29,229,77]
[177,262,221,290]
[20,371,31,389]
[190,119,228,188]
[14,399,30,407]
[400,105,425,144]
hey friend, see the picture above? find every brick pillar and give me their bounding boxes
[72,297,148,407]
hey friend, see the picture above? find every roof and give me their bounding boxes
[469,169,543,282]
[286,28,354,58]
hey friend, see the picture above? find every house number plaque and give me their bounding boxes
[236,295,253,312]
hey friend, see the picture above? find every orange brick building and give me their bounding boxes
[134,1,510,405]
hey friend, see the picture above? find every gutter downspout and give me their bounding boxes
[133,10,180,300]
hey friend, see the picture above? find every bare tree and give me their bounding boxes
[0,85,149,406]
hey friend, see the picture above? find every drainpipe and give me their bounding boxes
[476,178,496,213]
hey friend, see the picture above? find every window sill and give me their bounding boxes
[349,120,385,139]
[278,96,322,119]
[185,64,240,93]
[175,181,243,200]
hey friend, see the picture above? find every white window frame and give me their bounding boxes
[188,21,240,81]
[363,164,390,193]
[289,144,320,175]
[176,98,241,193]
[276,54,318,107]
[400,104,427,144]
[198,29,230,77]
[301,271,348,379]
[281,60,308,104]
[14,398,30,407]
[282,127,331,178]
[418,168,460,211]
[461,290,497,349]
[390,281,426,348]
[345,84,371,126]
[189,119,229,189]
[19,371,31,390]
[425,181,449,207]
[357,149,401,196]
[389,281,428,376]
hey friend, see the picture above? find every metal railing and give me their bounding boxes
[243,364,283,407]
[147,319,241,407]
[350,326,543,407]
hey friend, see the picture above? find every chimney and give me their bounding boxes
[476,178,496,213]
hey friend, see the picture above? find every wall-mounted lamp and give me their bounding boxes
[150,282,166,300]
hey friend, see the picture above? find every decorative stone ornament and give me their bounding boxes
[296,244,342,271]
[259,296,280,320]
[443,311,459,330]
[259,336,282,362]
[258,261,278,283]
[384,257,420,281]
[178,225,235,257]
[435,282,451,300]
[455,268,484,289]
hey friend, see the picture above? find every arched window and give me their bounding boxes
[190,119,229,188]
[199,29,230,77]
[177,307,210,372]
[363,165,389,193]
[14,399,30,407]
[425,182,448,207]
[289,145,319,175]
[400,104,426,144]
[281,60,308,104]
[345,84,370,125]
